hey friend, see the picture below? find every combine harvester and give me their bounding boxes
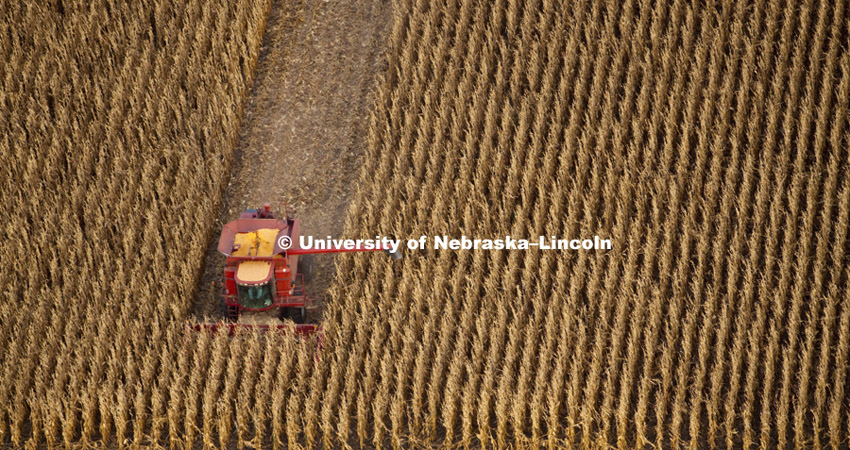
[194,203,399,335]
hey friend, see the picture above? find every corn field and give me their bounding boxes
[2,0,850,448]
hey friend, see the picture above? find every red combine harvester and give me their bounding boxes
[195,203,398,335]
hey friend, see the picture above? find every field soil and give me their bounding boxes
[195,0,392,322]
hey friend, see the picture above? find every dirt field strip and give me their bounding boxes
[196,0,393,320]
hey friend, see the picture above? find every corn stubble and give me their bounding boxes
[2,0,850,448]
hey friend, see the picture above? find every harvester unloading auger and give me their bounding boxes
[193,203,400,335]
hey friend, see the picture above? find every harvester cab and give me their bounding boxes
[200,203,398,335]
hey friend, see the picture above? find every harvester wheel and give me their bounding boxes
[280,306,307,324]
[298,254,314,283]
